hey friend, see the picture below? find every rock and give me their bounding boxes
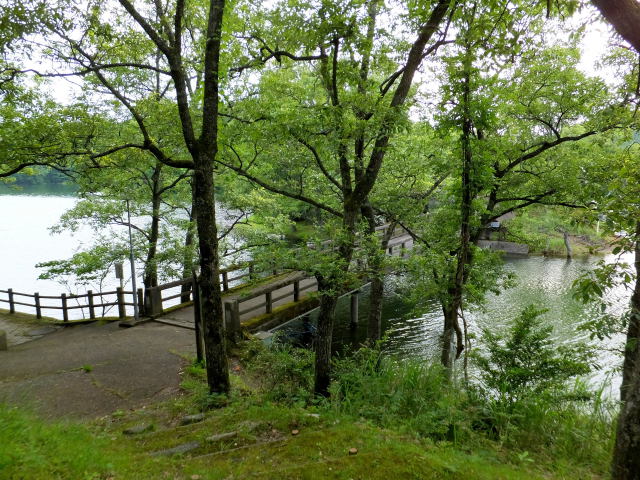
[123,423,153,435]
[291,429,300,436]
[305,413,320,419]
[206,431,237,442]
[180,413,205,425]
[348,447,358,455]
[150,441,201,457]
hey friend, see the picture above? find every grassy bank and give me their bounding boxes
[505,206,611,257]
[0,338,616,480]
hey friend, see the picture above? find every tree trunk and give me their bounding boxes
[143,163,162,288]
[362,204,394,342]
[313,276,340,397]
[563,230,572,259]
[181,175,196,302]
[612,221,640,480]
[313,206,358,396]
[441,302,456,369]
[440,42,473,371]
[592,0,640,52]
[193,0,229,395]
[193,152,229,394]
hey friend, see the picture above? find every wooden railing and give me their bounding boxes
[223,273,317,335]
[222,233,413,336]
[0,224,414,324]
[143,262,287,317]
[0,287,141,322]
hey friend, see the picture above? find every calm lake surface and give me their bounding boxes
[276,255,631,395]
[0,185,89,296]
[1,187,631,392]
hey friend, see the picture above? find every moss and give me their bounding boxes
[243,296,320,332]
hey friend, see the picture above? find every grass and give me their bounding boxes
[0,340,616,480]
[0,308,58,325]
[505,206,611,257]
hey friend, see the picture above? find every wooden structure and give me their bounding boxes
[0,287,140,322]
[0,223,413,325]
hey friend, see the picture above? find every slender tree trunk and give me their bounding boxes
[193,152,229,394]
[143,164,162,288]
[440,41,473,370]
[441,302,455,368]
[181,175,196,302]
[313,206,358,396]
[563,230,572,259]
[194,0,229,395]
[313,276,340,397]
[611,221,640,480]
[362,205,394,342]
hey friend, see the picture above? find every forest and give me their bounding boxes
[1,0,640,478]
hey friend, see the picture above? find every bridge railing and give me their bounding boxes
[0,287,140,322]
[223,272,317,336]
[144,262,288,317]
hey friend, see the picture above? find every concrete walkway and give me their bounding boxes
[0,321,195,419]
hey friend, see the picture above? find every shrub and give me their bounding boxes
[473,305,595,407]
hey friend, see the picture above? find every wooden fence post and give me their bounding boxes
[224,301,240,343]
[293,280,300,302]
[116,287,126,319]
[145,287,163,316]
[8,288,14,314]
[233,300,240,338]
[350,290,359,328]
[87,290,95,320]
[222,271,229,291]
[224,301,233,333]
[265,291,273,314]
[137,288,144,316]
[61,293,69,322]
[34,292,41,319]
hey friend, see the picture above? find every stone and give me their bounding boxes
[305,413,320,419]
[123,423,153,435]
[180,413,205,425]
[206,431,237,442]
[348,447,358,455]
[0,330,6,351]
[150,441,201,457]
[291,429,300,436]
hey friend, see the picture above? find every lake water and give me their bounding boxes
[0,187,243,319]
[275,255,631,396]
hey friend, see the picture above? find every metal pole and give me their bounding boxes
[126,199,139,321]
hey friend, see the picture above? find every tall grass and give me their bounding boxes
[243,338,616,474]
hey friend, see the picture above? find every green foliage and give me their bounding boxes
[330,348,465,440]
[242,338,315,405]
[473,305,595,406]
